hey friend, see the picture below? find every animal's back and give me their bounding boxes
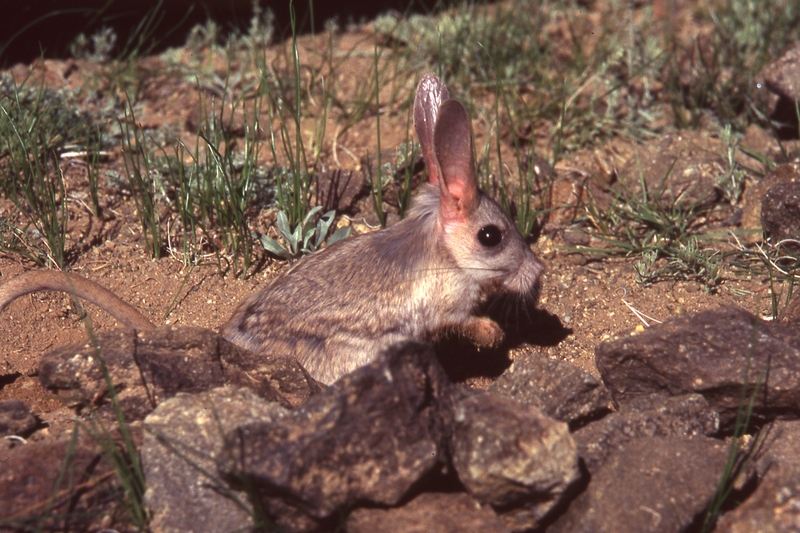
[220,205,448,383]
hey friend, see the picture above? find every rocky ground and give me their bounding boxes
[1,0,800,531]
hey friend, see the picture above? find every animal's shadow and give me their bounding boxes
[435,303,571,383]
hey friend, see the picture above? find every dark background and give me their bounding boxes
[1,0,449,66]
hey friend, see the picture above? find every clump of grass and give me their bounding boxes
[716,125,749,204]
[0,71,103,268]
[373,0,551,89]
[633,237,722,289]
[260,0,315,229]
[119,100,164,260]
[110,50,274,275]
[572,171,725,290]
[150,97,271,274]
[191,86,264,276]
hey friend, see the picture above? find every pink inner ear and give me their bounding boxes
[437,170,474,222]
[434,99,479,219]
[441,171,469,201]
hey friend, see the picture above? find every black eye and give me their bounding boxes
[477,225,502,247]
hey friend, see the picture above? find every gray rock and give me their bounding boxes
[143,386,289,533]
[762,181,800,248]
[574,393,720,473]
[596,306,800,427]
[448,390,581,531]
[548,436,729,533]
[219,342,451,530]
[39,326,320,421]
[0,399,36,437]
[347,492,511,533]
[488,351,612,426]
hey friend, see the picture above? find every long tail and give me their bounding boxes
[0,271,156,331]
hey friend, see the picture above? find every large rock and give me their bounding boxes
[218,342,451,531]
[488,351,612,426]
[596,306,800,427]
[143,386,289,533]
[39,326,320,421]
[574,393,720,473]
[548,436,729,533]
[448,389,581,531]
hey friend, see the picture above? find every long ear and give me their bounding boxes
[433,99,479,220]
[413,73,449,185]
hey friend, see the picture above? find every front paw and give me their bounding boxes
[459,317,504,348]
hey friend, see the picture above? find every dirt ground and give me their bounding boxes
[0,1,790,422]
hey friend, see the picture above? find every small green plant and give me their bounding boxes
[717,125,747,203]
[119,99,163,259]
[392,140,420,219]
[634,237,723,289]
[571,166,726,290]
[370,36,386,227]
[264,0,314,228]
[259,206,350,261]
